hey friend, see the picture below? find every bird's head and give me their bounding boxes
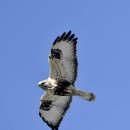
[38,80,48,90]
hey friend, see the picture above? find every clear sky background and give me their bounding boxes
[0,0,130,130]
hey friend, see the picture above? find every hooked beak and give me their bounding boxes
[38,81,43,87]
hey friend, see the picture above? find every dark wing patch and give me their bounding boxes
[39,92,72,130]
[51,49,62,59]
[40,100,53,111]
[49,31,78,84]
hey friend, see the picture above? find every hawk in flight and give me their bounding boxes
[38,31,96,130]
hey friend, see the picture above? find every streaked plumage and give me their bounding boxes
[38,31,96,130]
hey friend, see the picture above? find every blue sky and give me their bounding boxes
[0,0,130,130]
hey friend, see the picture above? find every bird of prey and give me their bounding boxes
[38,31,96,130]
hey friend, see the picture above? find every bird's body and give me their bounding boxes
[38,31,96,130]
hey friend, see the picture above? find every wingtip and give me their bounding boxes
[68,30,71,34]
[53,36,59,45]
[53,31,78,45]
[68,34,75,41]
[73,37,78,43]
[63,31,72,40]
[57,32,66,42]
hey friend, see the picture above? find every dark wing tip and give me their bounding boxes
[53,31,78,45]
[68,34,75,41]
[53,36,59,45]
[63,31,72,40]
[73,37,78,44]
[57,32,66,42]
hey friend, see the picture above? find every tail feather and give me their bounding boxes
[73,89,96,101]
[52,127,58,130]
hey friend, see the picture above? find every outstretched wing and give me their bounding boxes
[49,31,78,84]
[39,92,72,130]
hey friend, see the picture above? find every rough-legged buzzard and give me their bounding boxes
[38,31,96,130]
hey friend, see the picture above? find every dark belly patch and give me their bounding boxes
[57,80,71,88]
[54,80,71,96]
